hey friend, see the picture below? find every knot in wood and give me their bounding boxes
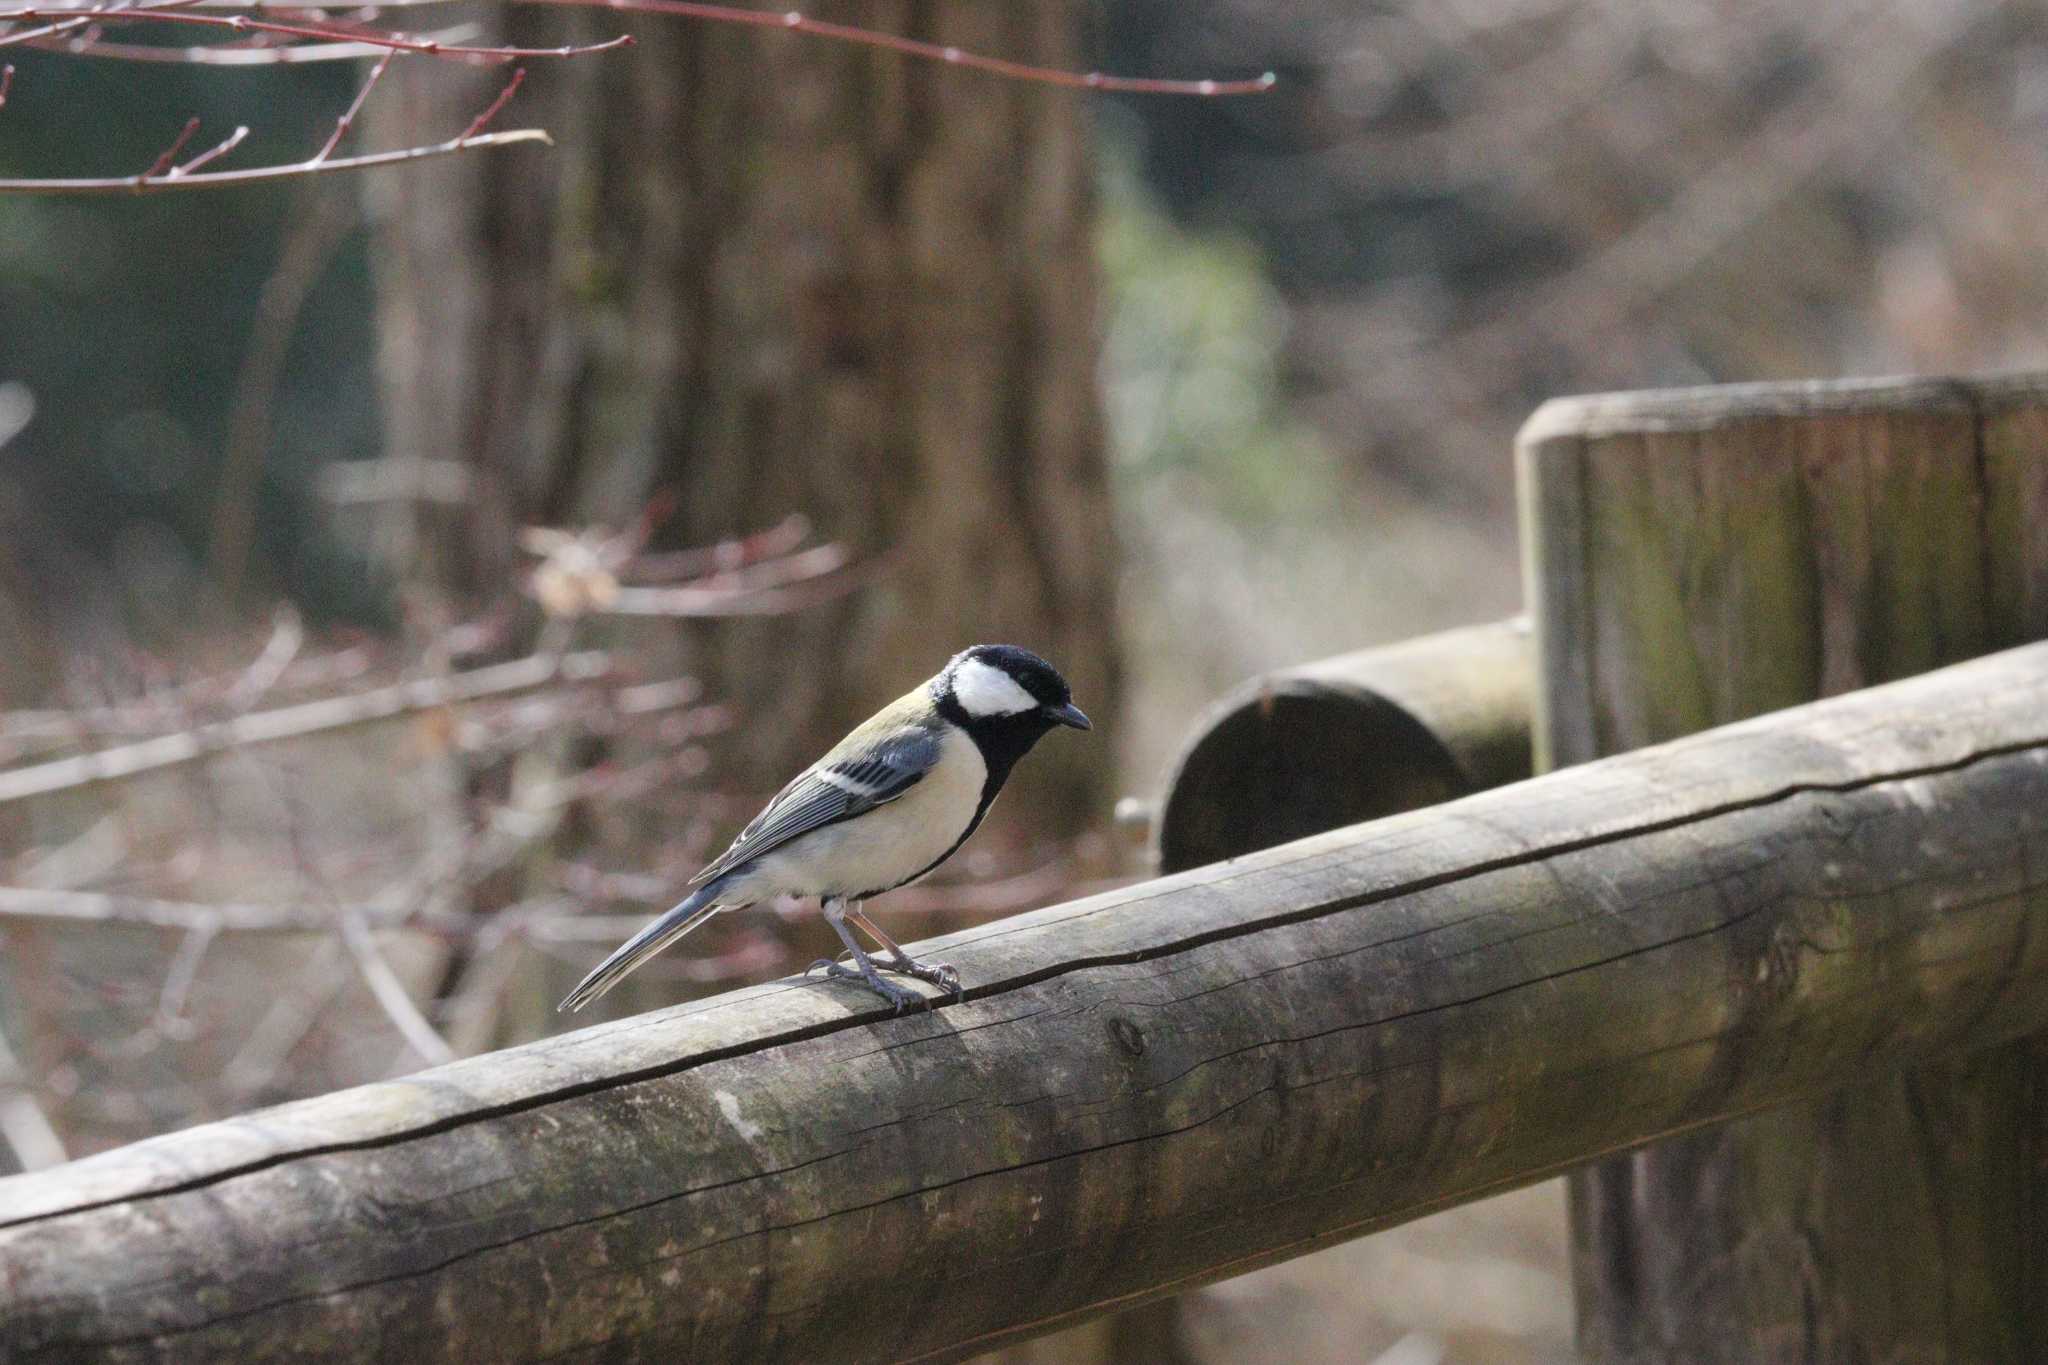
[1108,1017,1147,1057]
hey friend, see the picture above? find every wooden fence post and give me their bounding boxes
[1518,372,2048,1363]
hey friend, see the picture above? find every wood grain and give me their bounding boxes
[1520,370,2048,1363]
[4,644,2048,1362]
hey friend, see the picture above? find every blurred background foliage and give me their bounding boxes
[0,56,389,665]
[4,2,2048,1361]
[15,0,2048,717]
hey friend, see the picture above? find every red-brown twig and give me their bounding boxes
[0,5,632,61]
[0,15,560,196]
[169,120,245,174]
[138,114,199,177]
[623,513,811,582]
[457,63,521,142]
[5,0,1271,94]
[0,0,213,50]
[0,14,99,49]
[0,62,14,104]
[2,0,1265,195]
[312,46,390,161]
[93,0,1278,95]
[18,24,477,62]
[637,540,847,593]
[0,126,549,194]
[211,193,357,598]
[520,0,1275,95]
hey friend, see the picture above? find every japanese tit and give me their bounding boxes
[559,644,1092,1014]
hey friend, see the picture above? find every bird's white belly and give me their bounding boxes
[730,728,987,901]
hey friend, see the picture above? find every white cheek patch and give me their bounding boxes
[951,658,1039,717]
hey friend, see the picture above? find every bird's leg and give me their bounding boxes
[848,904,960,996]
[808,897,924,1013]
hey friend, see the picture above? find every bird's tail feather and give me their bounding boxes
[557,882,723,1013]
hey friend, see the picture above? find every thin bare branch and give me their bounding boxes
[212,191,357,599]
[436,926,526,1056]
[338,907,455,1066]
[0,3,632,61]
[625,514,811,582]
[457,63,521,142]
[5,814,127,889]
[0,125,551,194]
[0,649,608,804]
[0,14,95,49]
[154,918,219,1033]
[0,0,214,49]
[522,0,1276,95]
[218,936,348,1100]
[0,1028,66,1173]
[63,0,1277,96]
[220,606,307,712]
[648,540,848,592]
[169,120,246,174]
[0,642,373,762]
[138,114,199,178]
[603,551,881,617]
[0,884,467,934]
[16,27,470,61]
[313,47,390,161]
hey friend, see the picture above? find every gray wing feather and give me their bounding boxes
[692,725,940,885]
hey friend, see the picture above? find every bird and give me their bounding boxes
[558,644,1092,1014]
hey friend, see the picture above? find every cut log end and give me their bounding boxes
[1157,681,1470,874]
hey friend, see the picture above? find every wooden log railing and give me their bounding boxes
[4,643,2048,1362]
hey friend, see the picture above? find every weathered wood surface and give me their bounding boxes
[5,644,2048,1363]
[1155,618,1532,873]
[1519,370,2048,1363]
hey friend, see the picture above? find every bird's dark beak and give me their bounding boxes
[1047,701,1092,731]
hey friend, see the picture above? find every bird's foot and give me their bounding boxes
[813,960,925,1014]
[880,955,961,997]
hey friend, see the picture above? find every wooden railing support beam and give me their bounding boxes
[1155,617,1532,874]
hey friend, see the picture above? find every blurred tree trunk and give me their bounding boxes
[365,2,1118,835]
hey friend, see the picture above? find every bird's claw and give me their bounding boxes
[813,960,924,1014]
[885,957,962,996]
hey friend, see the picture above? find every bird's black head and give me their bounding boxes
[936,644,1091,735]
[935,644,1091,798]
[933,644,1091,826]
